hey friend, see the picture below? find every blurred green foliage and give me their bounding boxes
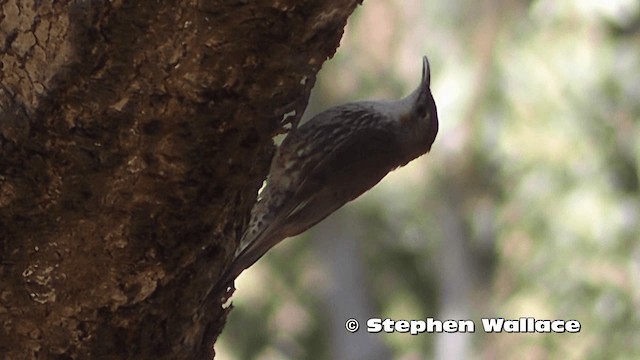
[218,0,640,359]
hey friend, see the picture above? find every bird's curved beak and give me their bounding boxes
[422,56,431,87]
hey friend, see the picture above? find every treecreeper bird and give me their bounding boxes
[216,56,438,293]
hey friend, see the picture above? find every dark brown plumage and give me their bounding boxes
[216,56,438,293]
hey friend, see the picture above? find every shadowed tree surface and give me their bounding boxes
[0,0,362,358]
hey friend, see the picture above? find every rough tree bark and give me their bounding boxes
[0,1,362,358]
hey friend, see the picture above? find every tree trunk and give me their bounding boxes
[0,1,361,358]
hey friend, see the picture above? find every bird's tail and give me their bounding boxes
[211,219,285,296]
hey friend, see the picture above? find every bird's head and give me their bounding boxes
[396,56,439,156]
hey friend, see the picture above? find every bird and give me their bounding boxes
[215,56,438,293]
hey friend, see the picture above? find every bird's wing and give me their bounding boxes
[219,125,401,288]
[216,111,401,289]
[278,125,402,237]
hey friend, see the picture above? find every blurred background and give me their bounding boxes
[217,0,640,359]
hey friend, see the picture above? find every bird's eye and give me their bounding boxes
[415,104,427,119]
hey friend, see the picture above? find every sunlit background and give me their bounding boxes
[217,0,640,359]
